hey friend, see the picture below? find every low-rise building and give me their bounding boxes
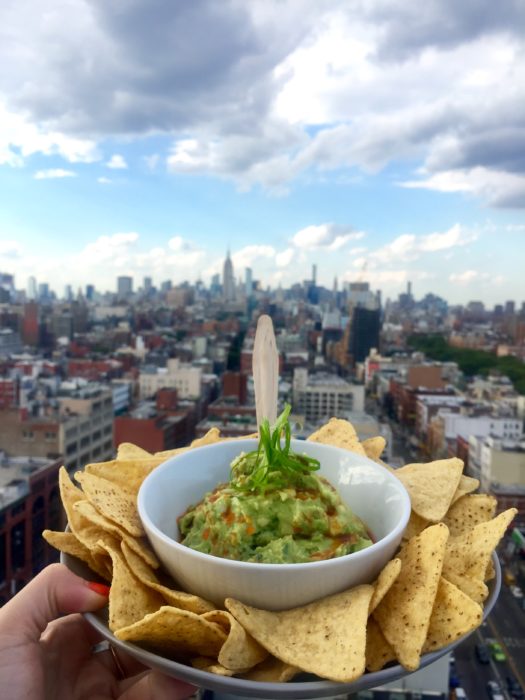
[139,358,202,400]
[0,454,62,604]
[292,368,365,423]
[429,410,522,460]
[113,392,197,452]
[468,436,525,522]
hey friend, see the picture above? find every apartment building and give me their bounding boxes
[468,435,525,521]
[139,358,202,400]
[292,368,364,424]
[428,410,523,460]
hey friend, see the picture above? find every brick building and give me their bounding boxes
[113,391,196,453]
[0,455,62,604]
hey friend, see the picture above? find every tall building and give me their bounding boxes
[26,276,37,301]
[143,276,153,294]
[245,267,253,298]
[117,276,133,299]
[348,306,381,363]
[85,284,95,301]
[223,250,235,302]
[38,282,50,301]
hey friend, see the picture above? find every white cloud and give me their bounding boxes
[0,102,100,166]
[97,176,112,184]
[34,168,76,179]
[80,233,139,265]
[449,270,481,284]
[292,224,364,251]
[0,4,523,206]
[275,247,294,267]
[106,154,128,169]
[232,245,276,270]
[400,167,525,208]
[366,225,477,266]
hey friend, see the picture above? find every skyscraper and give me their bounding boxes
[223,250,235,302]
[117,276,133,299]
[245,267,253,298]
[27,276,37,300]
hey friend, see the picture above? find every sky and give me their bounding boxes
[0,0,524,306]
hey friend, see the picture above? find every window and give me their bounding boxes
[45,432,57,441]
[32,496,45,514]
[11,521,26,571]
[22,430,34,441]
[66,442,78,455]
[10,502,25,518]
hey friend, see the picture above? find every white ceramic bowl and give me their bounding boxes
[137,439,411,611]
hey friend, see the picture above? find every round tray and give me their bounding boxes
[61,551,501,699]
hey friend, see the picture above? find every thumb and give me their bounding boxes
[118,670,196,700]
[0,563,109,642]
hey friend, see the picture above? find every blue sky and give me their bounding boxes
[0,1,524,305]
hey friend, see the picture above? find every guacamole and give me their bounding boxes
[178,470,372,564]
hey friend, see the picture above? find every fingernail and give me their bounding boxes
[86,581,111,597]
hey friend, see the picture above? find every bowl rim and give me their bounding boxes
[137,438,411,570]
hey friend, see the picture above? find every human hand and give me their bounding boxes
[0,563,197,700]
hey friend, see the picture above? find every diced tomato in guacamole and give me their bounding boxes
[178,472,372,564]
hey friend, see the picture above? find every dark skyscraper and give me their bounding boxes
[348,306,380,362]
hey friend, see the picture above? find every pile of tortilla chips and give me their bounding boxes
[43,419,516,684]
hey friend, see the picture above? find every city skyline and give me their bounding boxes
[0,2,524,304]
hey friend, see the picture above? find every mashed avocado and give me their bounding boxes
[178,405,373,564]
[178,471,372,564]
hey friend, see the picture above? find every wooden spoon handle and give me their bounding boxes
[253,314,279,427]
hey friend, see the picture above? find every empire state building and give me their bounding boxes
[222,250,235,301]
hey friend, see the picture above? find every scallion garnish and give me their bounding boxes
[230,404,320,493]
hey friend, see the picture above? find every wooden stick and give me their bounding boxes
[253,314,279,428]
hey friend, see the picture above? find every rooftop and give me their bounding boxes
[0,453,58,509]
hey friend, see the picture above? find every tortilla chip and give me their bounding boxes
[423,577,483,652]
[191,428,222,448]
[403,511,429,541]
[75,471,144,537]
[115,606,227,659]
[365,617,396,672]
[226,585,373,683]
[120,541,214,614]
[369,558,402,614]
[373,523,449,671]
[395,458,463,522]
[42,529,111,581]
[73,499,159,568]
[97,539,163,631]
[443,494,497,538]
[190,658,236,676]
[307,418,366,456]
[361,436,386,461]
[153,447,188,459]
[83,459,160,495]
[58,466,87,532]
[239,656,299,682]
[202,610,268,671]
[443,508,517,584]
[442,569,488,605]
[451,475,480,504]
[117,442,153,460]
[485,559,495,581]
